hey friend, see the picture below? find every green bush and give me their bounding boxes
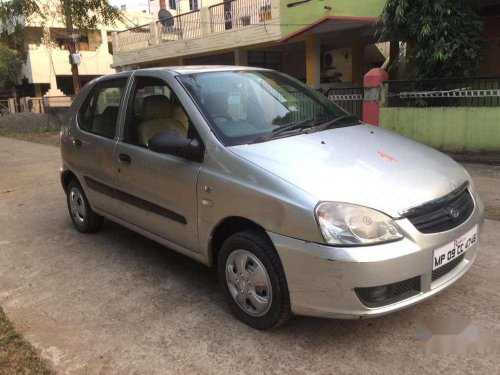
[378,0,484,78]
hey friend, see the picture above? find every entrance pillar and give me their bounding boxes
[362,68,388,126]
[234,49,248,66]
[305,35,321,89]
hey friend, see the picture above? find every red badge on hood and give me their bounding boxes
[377,151,398,162]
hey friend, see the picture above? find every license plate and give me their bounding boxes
[433,225,478,271]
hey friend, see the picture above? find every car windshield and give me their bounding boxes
[177,70,354,146]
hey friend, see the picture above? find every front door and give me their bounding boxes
[114,74,202,252]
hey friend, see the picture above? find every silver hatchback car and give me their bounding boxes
[61,66,484,329]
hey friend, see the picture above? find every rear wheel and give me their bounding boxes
[66,180,103,233]
[217,230,291,329]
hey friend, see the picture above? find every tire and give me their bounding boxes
[217,229,291,329]
[66,179,103,233]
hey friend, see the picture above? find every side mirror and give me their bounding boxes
[148,130,202,161]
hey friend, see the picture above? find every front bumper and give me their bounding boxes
[269,195,485,319]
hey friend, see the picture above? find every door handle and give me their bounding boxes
[72,138,82,147]
[117,153,132,165]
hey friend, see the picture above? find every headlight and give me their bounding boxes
[315,202,403,245]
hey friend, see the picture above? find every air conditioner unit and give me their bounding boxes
[322,52,334,68]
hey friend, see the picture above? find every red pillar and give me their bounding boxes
[362,68,388,126]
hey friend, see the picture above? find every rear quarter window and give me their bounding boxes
[77,78,127,138]
[78,90,95,132]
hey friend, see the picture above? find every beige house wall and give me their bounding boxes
[166,0,223,15]
[24,3,153,31]
[112,20,282,69]
[18,7,154,95]
[112,0,282,69]
[21,30,115,85]
[110,0,386,91]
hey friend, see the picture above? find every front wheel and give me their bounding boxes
[217,230,291,329]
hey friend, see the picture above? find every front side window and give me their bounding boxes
[177,70,349,146]
[123,76,190,147]
[78,78,127,138]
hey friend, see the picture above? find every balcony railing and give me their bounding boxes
[209,0,272,33]
[116,23,151,53]
[157,9,202,42]
[115,0,273,53]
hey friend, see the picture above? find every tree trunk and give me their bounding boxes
[62,0,81,94]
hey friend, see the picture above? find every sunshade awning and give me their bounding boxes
[280,16,378,43]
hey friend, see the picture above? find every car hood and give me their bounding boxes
[229,125,468,218]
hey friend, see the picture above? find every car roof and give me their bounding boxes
[87,66,272,89]
[121,65,269,76]
[145,65,270,75]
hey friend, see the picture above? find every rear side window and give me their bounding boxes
[78,78,127,138]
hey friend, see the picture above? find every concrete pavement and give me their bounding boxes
[0,137,499,374]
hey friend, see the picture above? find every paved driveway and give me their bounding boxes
[0,137,499,374]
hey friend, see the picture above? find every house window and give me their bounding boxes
[189,0,198,10]
[55,38,68,50]
[107,32,113,55]
[168,0,176,9]
[77,34,90,51]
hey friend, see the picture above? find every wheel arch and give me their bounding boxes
[209,216,271,267]
[61,169,80,193]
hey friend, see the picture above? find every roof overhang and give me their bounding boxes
[280,16,379,43]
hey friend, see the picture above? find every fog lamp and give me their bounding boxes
[370,286,389,302]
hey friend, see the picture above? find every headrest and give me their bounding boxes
[204,92,229,116]
[172,104,189,127]
[142,95,172,121]
[102,106,119,121]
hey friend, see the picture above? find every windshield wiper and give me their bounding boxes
[250,119,316,144]
[312,114,359,133]
[249,114,359,144]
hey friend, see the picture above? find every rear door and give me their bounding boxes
[113,72,203,252]
[69,76,129,216]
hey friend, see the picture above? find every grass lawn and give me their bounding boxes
[0,307,53,374]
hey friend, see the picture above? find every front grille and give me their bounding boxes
[432,254,465,282]
[355,276,421,308]
[405,184,474,234]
